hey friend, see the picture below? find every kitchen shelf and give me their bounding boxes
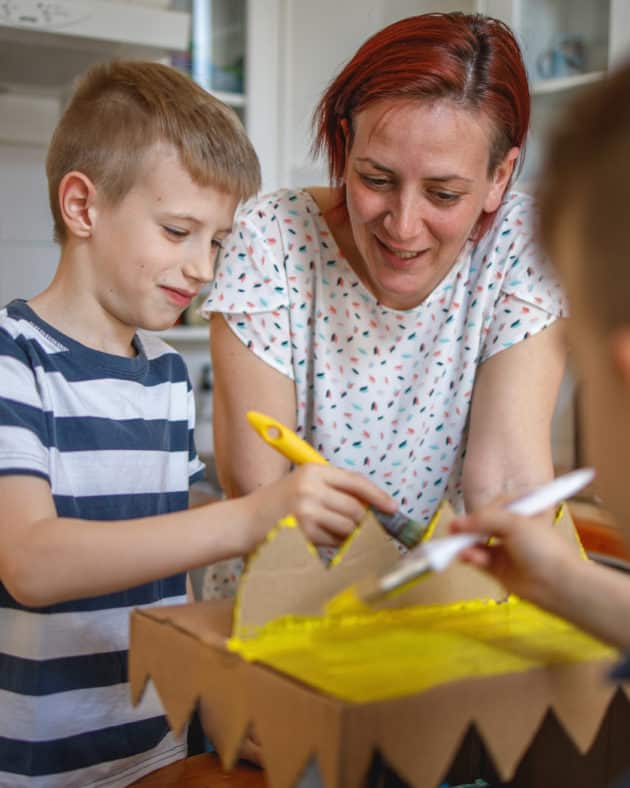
[152,326,209,342]
[531,70,605,95]
[0,0,190,96]
[212,91,246,107]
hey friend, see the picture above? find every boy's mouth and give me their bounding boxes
[161,286,196,307]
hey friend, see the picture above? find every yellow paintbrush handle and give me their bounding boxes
[246,411,328,466]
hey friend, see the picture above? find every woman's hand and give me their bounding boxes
[242,464,397,549]
[450,502,579,609]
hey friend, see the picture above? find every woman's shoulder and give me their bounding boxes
[473,190,537,259]
[236,187,322,224]
[493,189,537,232]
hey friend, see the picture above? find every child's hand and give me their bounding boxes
[450,502,578,608]
[245,464,397,549]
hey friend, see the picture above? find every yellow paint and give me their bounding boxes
[230,500,602,704]
[323,585,371,617]
[228,596,616,704]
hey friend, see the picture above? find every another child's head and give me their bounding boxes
[312,12,529,238]
[538,62,630,526]
[47,60,260,244]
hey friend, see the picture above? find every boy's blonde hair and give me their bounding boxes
[47,60,261,243]
[538,62,630,331]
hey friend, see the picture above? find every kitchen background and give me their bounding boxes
[1,0,629,488]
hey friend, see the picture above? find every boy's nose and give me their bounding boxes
[182,253,215,284]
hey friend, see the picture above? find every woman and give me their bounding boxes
[203,13,567,558]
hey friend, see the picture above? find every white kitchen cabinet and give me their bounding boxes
[478,0,630,189]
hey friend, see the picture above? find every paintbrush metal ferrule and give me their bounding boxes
[372,509,428,549]
[325,468,596,614]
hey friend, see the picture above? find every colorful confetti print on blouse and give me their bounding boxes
[202,189,567,528]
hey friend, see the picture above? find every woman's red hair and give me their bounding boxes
[313,12,530,238]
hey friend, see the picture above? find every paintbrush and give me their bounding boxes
[246,410,428,548]
[324,467,596,616]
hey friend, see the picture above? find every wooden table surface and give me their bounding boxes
[130,753,266,787]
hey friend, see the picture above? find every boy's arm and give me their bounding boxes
[452,505,630,652]
[0,463,395,608]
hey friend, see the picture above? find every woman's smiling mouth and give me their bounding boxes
[376,236,426,263]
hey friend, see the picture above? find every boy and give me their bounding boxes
[0,61,395,786]
[452,61,630,715]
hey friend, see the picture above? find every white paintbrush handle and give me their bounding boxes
[390,468,596,584]
[506,467,595,516]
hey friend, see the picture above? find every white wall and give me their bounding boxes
[0,141,59,305]
[260,0,474,190]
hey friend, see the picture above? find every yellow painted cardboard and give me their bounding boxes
[130,504,630,787]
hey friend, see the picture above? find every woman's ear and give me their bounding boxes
[58,171,98,239]
[340,117,352,182]
[483,146,520,214]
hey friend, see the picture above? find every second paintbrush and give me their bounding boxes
[246,410,427,549]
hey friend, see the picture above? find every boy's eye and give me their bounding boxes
[163,225,188,238]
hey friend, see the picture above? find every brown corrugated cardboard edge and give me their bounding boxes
[234,501,584,635]
[130,600,630,788]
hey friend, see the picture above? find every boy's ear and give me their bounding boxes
[609,328,630,390]
[483,146,520,214]
[58,171,98,239]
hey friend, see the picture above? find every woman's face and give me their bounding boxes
[343,99,516,310]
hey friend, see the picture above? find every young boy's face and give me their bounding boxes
[88,143,238,332]
[556,216,630,531]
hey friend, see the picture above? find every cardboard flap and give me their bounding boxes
[235,502,512,636]
[381,502,505,607]
[129,609,207,736]
[234,511,400,636]
[130,598,628,788]
[245,661,345,788]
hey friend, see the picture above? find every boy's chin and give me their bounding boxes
[137,314,185,333]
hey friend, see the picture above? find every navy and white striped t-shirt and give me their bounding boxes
[0,299,205,787]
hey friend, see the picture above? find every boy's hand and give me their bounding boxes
[450,502,578,608]
[244,464,397,549]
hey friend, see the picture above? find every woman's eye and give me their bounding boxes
[360,174,391,189]
[431,191,460,204]
[211,238,224,251]
[164,226,188,238]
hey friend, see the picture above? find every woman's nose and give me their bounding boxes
[383,195,425,242]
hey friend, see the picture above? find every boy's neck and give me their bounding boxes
[29,246,138,358]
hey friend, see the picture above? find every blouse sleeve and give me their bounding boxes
[200,200,295,380]
[479,195,568,364]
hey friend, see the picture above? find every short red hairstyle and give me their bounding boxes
[313,12,530,238]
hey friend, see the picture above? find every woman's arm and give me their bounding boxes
[463,319,567,512]
[210,313,296,497]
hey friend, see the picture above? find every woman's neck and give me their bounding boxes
[305,186,363,272]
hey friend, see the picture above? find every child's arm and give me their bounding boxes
[451,505,630,652]
[0,464,395,607]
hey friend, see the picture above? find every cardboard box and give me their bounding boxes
[130,505,630,787]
